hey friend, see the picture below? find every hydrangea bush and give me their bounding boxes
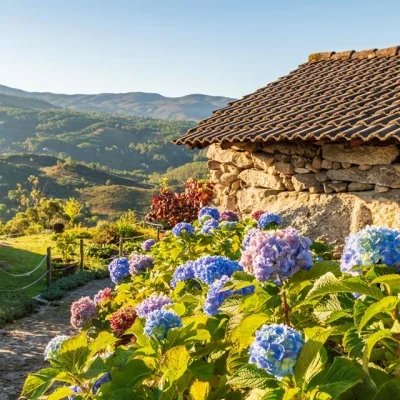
[23,210,400,399]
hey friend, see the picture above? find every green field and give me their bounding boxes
[0,234,58,325]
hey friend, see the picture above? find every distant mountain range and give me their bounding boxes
[0,84,235,121]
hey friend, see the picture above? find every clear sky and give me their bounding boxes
[1,0,399,99]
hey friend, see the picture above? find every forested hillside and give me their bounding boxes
[0,106,202,172]
[0,84,234,121]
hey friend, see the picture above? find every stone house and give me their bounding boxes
[175,46,400,245]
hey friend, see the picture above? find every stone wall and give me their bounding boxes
[207,141,400,245]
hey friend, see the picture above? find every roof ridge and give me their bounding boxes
[308,46,399,63]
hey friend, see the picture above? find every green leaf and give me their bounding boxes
[365,329,396,359]
[21,368,58,400]
[161,345,190,383]
[373,378,400,400]
[306,273,383,301]
[358,296,400,332]
[294,326,334,385]
[80,357,108,379]
[227,364,279,390]
[371,274,400,292]
[343,327,364,358]
[230,314,269,348]
[189,359,214,381]
[290,261,340,284]
[307,357,365,398]
[47,386,74,400]
[111,359,153,389]
[88,331,118,356]
[56,334,89,374]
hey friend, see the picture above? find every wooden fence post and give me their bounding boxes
[156,227,160,242]
[46,247,52,287]
[119,236,123,257]
[80,239,84,270]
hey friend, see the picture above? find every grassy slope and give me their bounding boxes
[0,234,57,324]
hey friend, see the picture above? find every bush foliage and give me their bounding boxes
[146,179,214,228]
[22,210,400,399]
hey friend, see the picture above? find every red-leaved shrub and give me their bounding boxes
[146,179,214,228]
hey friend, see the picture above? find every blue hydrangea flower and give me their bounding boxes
[242,228,262,249]
[129,254,154,276]
[249,324,304,378]
[200,218,220,234]
[108,257,130,284]
[341,226,400,276]
[68,385,82,400]
[142,239,156,251]
[171,255,243,287]
[258,213,282,229]
[92,372,111,394]
[170,261,195,288]
[144,309,182,340]
[172,222,195,237]
[203,275,255,316]
[199,207,220,223]
[240,228,313,281]
[136,295,173,318]
[44,335,69,361]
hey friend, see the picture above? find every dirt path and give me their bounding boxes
[0,278,112,400]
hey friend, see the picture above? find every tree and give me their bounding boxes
[64,198,83,225]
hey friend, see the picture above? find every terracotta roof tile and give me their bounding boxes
[174,46,400,148]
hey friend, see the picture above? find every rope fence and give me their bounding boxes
[0,223,163,293]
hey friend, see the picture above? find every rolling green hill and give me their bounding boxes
[0,154,154,219]
[0,84,234,121]
[0,107,200,172]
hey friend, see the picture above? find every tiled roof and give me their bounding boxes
[174,46,400,149]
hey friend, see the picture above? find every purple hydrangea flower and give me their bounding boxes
[240,228,313,281]
[200,218,220,234]
[257,213,282,229]
[44,335,69,361]
[93,287,112,306]
[70,296,97,329]
[144,309,182,340]
[172,256,243,287]
[129,254,154,276]
[92,372,111,394]
[242,228,262,249]
[199,207,220,223]
[170,261,195,288]
[108,257,130,284]
[142,239,156,251]
[249,324,304,378]
[341,226,400,276]
[172,222,195,237]
[136,295,173,318]
[203,275,255,316]
[220,210,239,222]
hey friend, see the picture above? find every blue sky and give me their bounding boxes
[1,0,399,98]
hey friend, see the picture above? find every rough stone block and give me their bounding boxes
[208,160,221,170]
[292,174,323,192]
[348,182,374,192]
[262,142,318,158]
[275,162,295,175]
[239,169,285,190]
[375,185,390,193]
[207,144,253,168]
[327,165,400,188]
[251,152,274,170]
[322,144,399,165]
[323,181,348,193]
[236,187,282,213]
[210,170,223,183]
[291,155,307,168]
[219,173,239,185]
[294,167,310,174]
